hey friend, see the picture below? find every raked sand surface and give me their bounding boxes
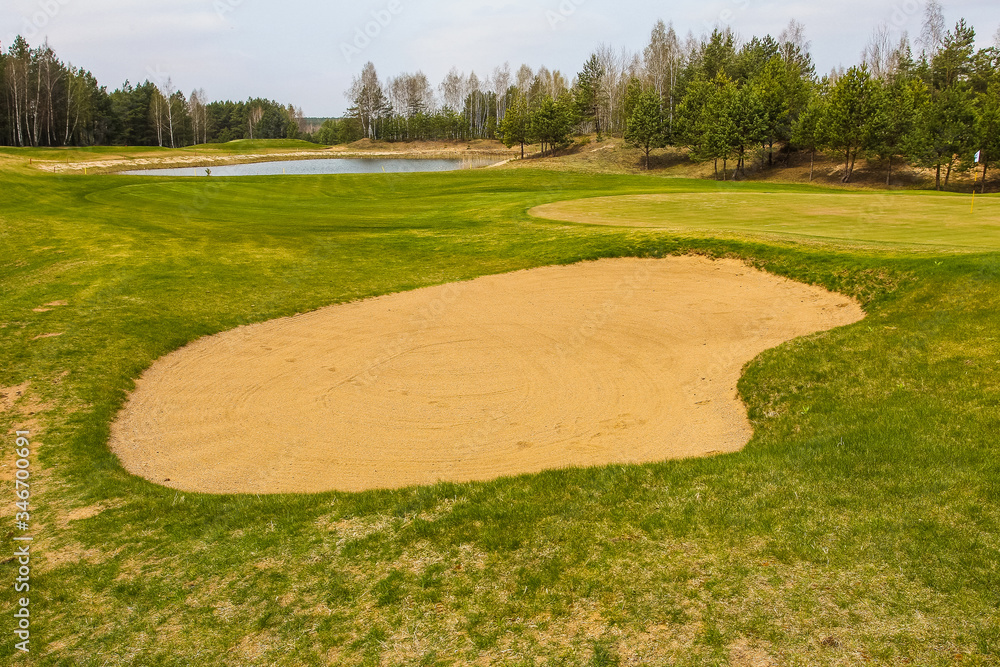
[109,257,864,494]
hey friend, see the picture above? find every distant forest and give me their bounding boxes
[0,35,305,148]
[2,1,999,186]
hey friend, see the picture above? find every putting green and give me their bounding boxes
[529,191,1000,250]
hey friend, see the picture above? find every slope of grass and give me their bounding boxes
[0,163,997,665]
[188,138,326,152]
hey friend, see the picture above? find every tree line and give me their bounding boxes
[3,2,999,188]
[341,2,999,187]
[0,35,306,147]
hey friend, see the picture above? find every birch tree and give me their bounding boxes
[919,1,947,58]
[0,47,7,144]
[515,64,533,98]
[5,37,30,146]
[158,78,178,147]
[189,88,208,145]
[347,61,389,139]
[148,85,168,146]
[596,43,629,136]
[247,103,264,140]
[439,67,465,111]
[491,62,511,121]
[863,24,896,81]
[644,20,683,137]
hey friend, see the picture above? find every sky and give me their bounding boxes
[2,0,998,117]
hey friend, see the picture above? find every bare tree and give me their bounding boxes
[64,65,79,145]
[286,103,305,137]
[30,43,44,145]
[863,23,895,80]
[439,67,465,111]
[385,75,404,115]
[387,73,432,117]
[149,86,167,146]
[644,19,685,133]
[644,21,669,99]
[994,25,1000,48]
[626,52,643,83]
[779,19,810,57]
[683,31,700,73]
[346,61,388,139]
[189,88,208,145]
[595,43,630,136]
[39,41,61,146]
[491,62,511,121]
[919,0,946,58]
[247,104,264,140]
[466,71,487,136]
[530,65,550,105]
[5,40,29,146]
[158,77,177,148]
[515,64,533,96]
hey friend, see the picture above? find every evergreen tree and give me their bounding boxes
[875,77,925,185]
[931,20,977,90]
[973,81,1000,190]
[575,54,604,138]
[818,65,885,182]
[727,82,767,177]
[499,92,530,158]
[791,91,827,181]
[906,85,976,189]
[752,56,791,167]
[529,93,574,156]
[624,88,665,169]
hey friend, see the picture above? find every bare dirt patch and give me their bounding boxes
[109,257,863,494]
[0,381,31,413]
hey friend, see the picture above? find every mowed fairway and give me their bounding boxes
[531,191,1000,250]
[1,152,999,666]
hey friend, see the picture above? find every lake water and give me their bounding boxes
[120,157,497,176]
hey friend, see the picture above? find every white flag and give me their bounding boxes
[974,150,981,163]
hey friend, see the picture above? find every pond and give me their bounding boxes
[120,157,498,176]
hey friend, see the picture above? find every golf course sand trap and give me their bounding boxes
[110,257,864,494]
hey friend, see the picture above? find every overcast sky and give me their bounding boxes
[2,1,998,116]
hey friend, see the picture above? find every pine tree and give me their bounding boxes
[818,65,885,182]
[624,88,665,169]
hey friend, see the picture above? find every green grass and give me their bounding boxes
[0,160,998,665]
[531,190,1000,250]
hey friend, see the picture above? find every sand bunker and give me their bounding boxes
[110,257,864,494]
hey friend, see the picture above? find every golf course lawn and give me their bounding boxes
[530,191,1000,250]
[1,152,998,665]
